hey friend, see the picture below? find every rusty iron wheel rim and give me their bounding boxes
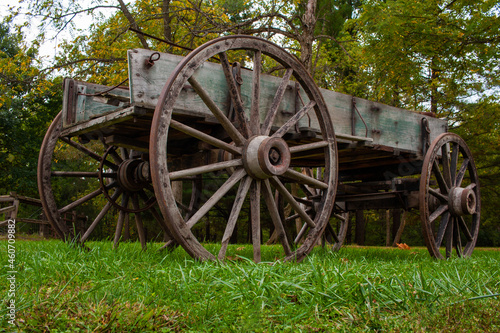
[150,35,338,262]
[419,133,481,259]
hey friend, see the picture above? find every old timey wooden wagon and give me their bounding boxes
[38,36,480,262]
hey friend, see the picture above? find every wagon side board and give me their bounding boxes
[60,48,447,162]
[127,49,447,155]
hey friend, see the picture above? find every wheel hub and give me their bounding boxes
[449,186,476,216]
[243,136,291,179]
[117,159,151,192]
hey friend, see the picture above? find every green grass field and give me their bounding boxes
[1,239,499,332]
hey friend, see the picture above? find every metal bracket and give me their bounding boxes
[351,97,369,137]
[421,117,431,156]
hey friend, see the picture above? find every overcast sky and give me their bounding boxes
[1,0,114,62]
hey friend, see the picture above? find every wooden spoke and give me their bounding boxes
[132,194,147,250]
[113,193,130,248]
[441,143,452,188]
[465,183,477,191]
[61,137,118,170]
[455,158,470,187]
[106,145,124,165]
[454,218,463,257]
[120,147,129,160]
[170,119,242,155]
[149,205,174,243]
[285,208,313,223]
[187,77,246,146]
[435,212,450,248]
[250,180,261,262]
[58,185,110,214]
[219,51,251,138]
[169,159,243,181]
[333,213,347,221]
[432,160,450,194]
[269,176,316,229]
[262,68,294,136]
[283,168,328,190]
[325,222,340,244]
[51,171,103,178]
[450,142,459,186]
[186,168,246,229]
[429,204,449,223]
[457,216,473,242]
[218,176,253,260]
[294,222,308,244]
[250,51,262,136]
[445,218,454,258]
[272,100,316,138]
[263,179,292,256]
[289,141,329,154]
[429,188,448,203]
[80,188,122,243]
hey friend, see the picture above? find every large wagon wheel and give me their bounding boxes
[150,36,338,262]
[38,112,172,249]
[419,133,480,259]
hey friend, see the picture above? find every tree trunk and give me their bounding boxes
[355,210,365,245]
[162,0,173,44]
[300,0,317,72]
[117,0,150,49]
[430,57,439,114]
[392,209,402,241]
[385,209,391,247]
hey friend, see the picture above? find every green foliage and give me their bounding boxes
[0,22,61,197]
[453,98,500,246]
[356,0,500,111]
[2,241,499,331]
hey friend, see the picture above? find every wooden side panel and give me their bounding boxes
[128,49,311,130]
[324,92,447,156]
[62,79,131,129]
[128,48,447,155]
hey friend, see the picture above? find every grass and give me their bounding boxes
[1,240,499,332]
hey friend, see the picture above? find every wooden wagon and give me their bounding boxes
[38,36,480,262]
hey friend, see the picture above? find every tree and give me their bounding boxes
[356,0,500,112]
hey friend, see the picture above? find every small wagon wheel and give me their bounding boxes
[419,133,480,259]
[37,112,173,249]
[150,35,338,262]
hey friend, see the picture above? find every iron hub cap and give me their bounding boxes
[449,186,476,216]
[243,136,291,180]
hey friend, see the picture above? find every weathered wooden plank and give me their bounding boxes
[128,48,311,133]
[0,205,16,215]
[0,196,15,203]
[60,106,138,137]
[62,79,131,128]
[16,218,50,225]
[61,48,448,156]
[8,193,42,206]
[128,49,447,155]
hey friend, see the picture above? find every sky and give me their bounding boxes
[1,0,114,62]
